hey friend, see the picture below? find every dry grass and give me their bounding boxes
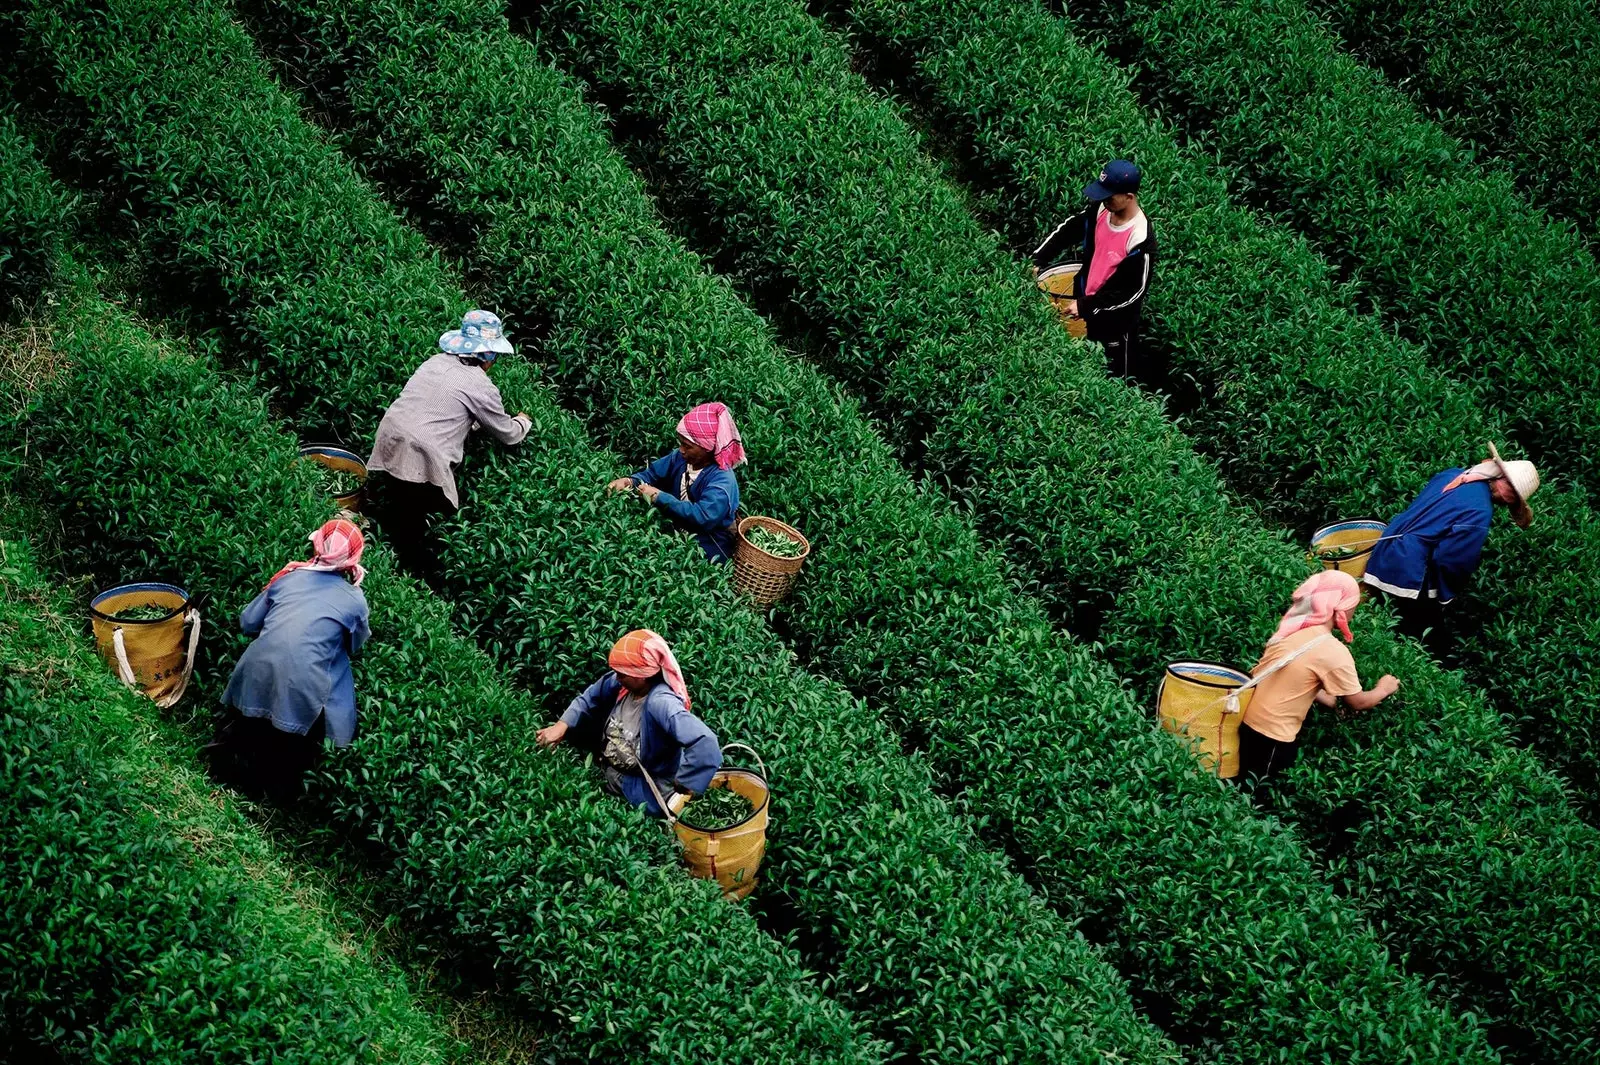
[0,319,58,416]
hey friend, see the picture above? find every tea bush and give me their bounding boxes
[0,538,463,1065]
[232,0,1515,1058]
[3,3,1181,1060]
[0,113,70,308]
[1305,0,1600,234]
[1058,0,1600,501]
[532,0,1600,1056]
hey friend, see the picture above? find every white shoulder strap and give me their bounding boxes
[1225,632,1335,714]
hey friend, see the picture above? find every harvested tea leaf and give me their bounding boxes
[676,785,756,830]
[113,604,172,621]
[746,526,804,559]
[318,466,365,497]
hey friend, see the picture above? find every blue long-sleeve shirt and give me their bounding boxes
[1364,468,1493,605]
[630,451,739,562]
[222,568,371,747]
[559,673,722,816]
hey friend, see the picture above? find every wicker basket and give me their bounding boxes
[733,516,810,607]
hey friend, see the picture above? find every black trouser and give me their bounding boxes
[204,709,326,804]
[1372,587,1453,656]
[1236,721,1299,782]
[1087,319,1139,379]
[365,471,454,582]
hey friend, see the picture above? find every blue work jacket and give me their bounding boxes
[631,451,739,562]
[559,674,722,816]
[222,568,370,747]
[1364,468,1493,605]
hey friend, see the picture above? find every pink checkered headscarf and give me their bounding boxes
[677,402,746,471]
[1270,570,1361,644]
[608,629,691,709]
[267,519,368,589]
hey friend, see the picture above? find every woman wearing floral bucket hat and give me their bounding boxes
[1364,442,1540,643]
[366,310,530,579]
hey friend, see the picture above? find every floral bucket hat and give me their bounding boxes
[439,309,515,362]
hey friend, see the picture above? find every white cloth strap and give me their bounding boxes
[1224,632,1335,714]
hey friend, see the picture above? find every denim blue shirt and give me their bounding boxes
[222,568,371,747]
[559,674,722,816]
[631,451,739,562]
[1365,469,1493,605]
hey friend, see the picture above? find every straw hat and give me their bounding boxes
[1487,442,1539,528]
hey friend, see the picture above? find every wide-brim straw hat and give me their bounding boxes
[1487,442,1539,528]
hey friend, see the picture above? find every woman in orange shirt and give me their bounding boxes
[1238,571,1400,780]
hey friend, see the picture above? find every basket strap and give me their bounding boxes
[720,742,767,781]
[636,765,680,826]
[154,609,202,709]
[109,627,138,689]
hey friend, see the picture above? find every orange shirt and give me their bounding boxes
[1241,627,1363,743]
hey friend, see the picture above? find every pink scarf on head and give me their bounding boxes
[677,402,747,471]
[608,628,691,709]
[1441,460,1500,494]
[266,519,368,589]
[1270,570,1361,644]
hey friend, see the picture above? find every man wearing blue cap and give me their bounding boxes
[1031,159,1156,377]
[366,310,531,579]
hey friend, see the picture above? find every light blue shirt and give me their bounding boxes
[222,568,370,747]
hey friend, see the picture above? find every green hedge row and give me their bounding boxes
[1060,0,1600,500]
[0,267,878,1062]
[1305,0,1600,234]
[531,0,1600,1058]
[0,535,464,1064]
[230,0,1519,1060]
[0,112,70,309]
[4,2,1184,1061]
[832,0,1600,837]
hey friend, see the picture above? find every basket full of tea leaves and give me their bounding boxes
[732,516,811,607]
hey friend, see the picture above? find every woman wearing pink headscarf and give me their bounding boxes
[207,520,372,802]
[536,630,722,817]
[1237,571,1400,780]
[606,403,746,562]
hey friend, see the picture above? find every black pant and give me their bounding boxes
[1371,587,1453,656]
[204,709,325,804]
[365,471,454,582]
[1236,721,1299,782]
[1088,319,1139,379]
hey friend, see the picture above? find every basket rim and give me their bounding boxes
[1164,660,1251,688]
[737,514,811,559]
[675,769,770,833]
[90,582,190,624]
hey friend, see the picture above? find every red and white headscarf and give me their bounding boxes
[266,519,368,589]
[677,402,746,471]
[608,628,691,709]
[1270,570,1361,644]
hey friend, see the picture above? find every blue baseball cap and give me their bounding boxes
[1084,159,1142,201]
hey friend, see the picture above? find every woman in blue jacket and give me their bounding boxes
[1364,443,1539,639]
[607,403,745,562]
[206,519,371,803]
[536,630,722,817]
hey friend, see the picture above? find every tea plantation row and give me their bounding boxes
[823,0,1600,822]
[3,2,1195,1060]
[1306,0,1600,235]
[0,530,467,1063]
[1062,0,1600,498]
[529,0,1600,1057]
[231,0,1506,1058]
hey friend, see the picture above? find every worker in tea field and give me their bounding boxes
[1238,571,1399,780]
[1363,443,1540,641]
[1031,159,1156,378]
[535,629,722,817]
[366,310,531,579]
[204,519,371,803]
[606,402,744,562]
